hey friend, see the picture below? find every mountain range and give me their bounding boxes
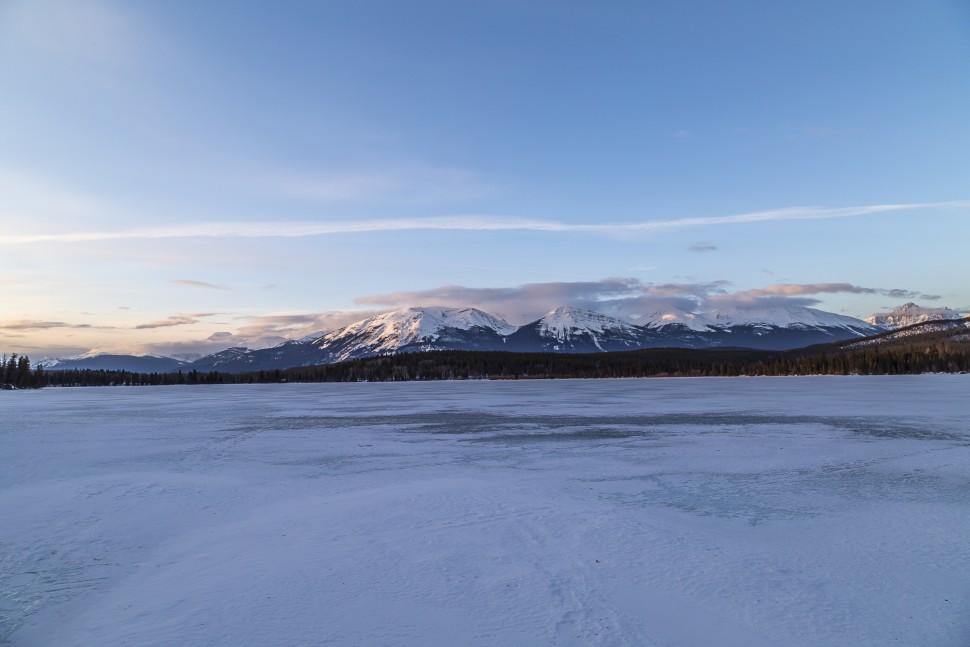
[864,302,965,328]
[35,301,965,374]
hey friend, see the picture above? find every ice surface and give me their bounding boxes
[2,376,969,646]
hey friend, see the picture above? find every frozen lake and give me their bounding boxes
[2,376,969,646]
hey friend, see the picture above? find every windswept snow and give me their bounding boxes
[315,306,515,353]
[638,307,715,332]
[535,306,637,341]
[843,317,970,348]
[866,302,965,329]
[703,304,880,332]
[2,377,969,646]
[294,330,331,343]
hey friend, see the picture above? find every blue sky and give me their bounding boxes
[2,0,969,357]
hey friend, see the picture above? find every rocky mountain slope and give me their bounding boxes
[865,302,964,329]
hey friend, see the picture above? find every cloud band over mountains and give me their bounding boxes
[4,277,951,358]
[354,279,939,324]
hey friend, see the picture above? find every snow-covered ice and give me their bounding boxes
[2,376,968,646]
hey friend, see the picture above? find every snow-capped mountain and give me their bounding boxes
[843,315,970,349]
[702,305,881,334]
[187,306,519,372]
[674,305,882,351]
[187,347,259,371]
[295,330,331,343]
[55,303,912,373]
[308,307,516,364]
[535,307,636,339]
[37,353,189,372]
[505,306,654,352]
[865,303,964,329]
[639,307,714,332]
[321,306,515,348]
[632,304,882,350]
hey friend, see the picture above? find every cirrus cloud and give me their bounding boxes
[0,319,94,331]
[1,200,967,245]
[134,313,220,330]
[688,243,718,253]
[725,283,940,303]
[171,279,227,290]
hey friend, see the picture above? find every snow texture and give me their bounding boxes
[843,317,970,348]
[701,304,880,332]
[866,302,965,329]
[2,377,969,646]
[638,307,715,332]
[39,304,893,372]
[535,306,638,341]
[314,306,515,353]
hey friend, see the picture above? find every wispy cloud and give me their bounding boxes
[171,279,227,290]
[356,278,645,308]
[133,313,219,330]
[1,201,966,245]
[230,311,385,340]
[885,289,939,301]
[0,320,94,331]
[727,283,939,302]
[354,278,938,323]
[688,243,717,253]
[16,279,945,358]
[355,279,730,322]
[136,310,389,355]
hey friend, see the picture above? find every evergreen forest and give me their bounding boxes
[5,332,967,389]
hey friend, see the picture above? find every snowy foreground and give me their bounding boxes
[2,377,969,646]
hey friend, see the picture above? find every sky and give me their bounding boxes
[2,0,969,358]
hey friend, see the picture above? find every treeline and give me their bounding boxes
[761,343,970,376]
[0,354,45,389]
[277,343,970,380]
[41,368,283,387]
[18,341,970,388]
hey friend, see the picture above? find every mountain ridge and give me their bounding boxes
[185,303,891,372]
[865,302,964,329]
[36,302,965,373]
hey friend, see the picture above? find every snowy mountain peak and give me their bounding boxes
[865,303,964,329]
[295,330,331,344]
[702,304,879,332]
[69,303,900,373]
[535,306,636,341]
[638,308,714,332]
[311,306,516,361]
[430,307,518,335]
[333,307,514,339]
